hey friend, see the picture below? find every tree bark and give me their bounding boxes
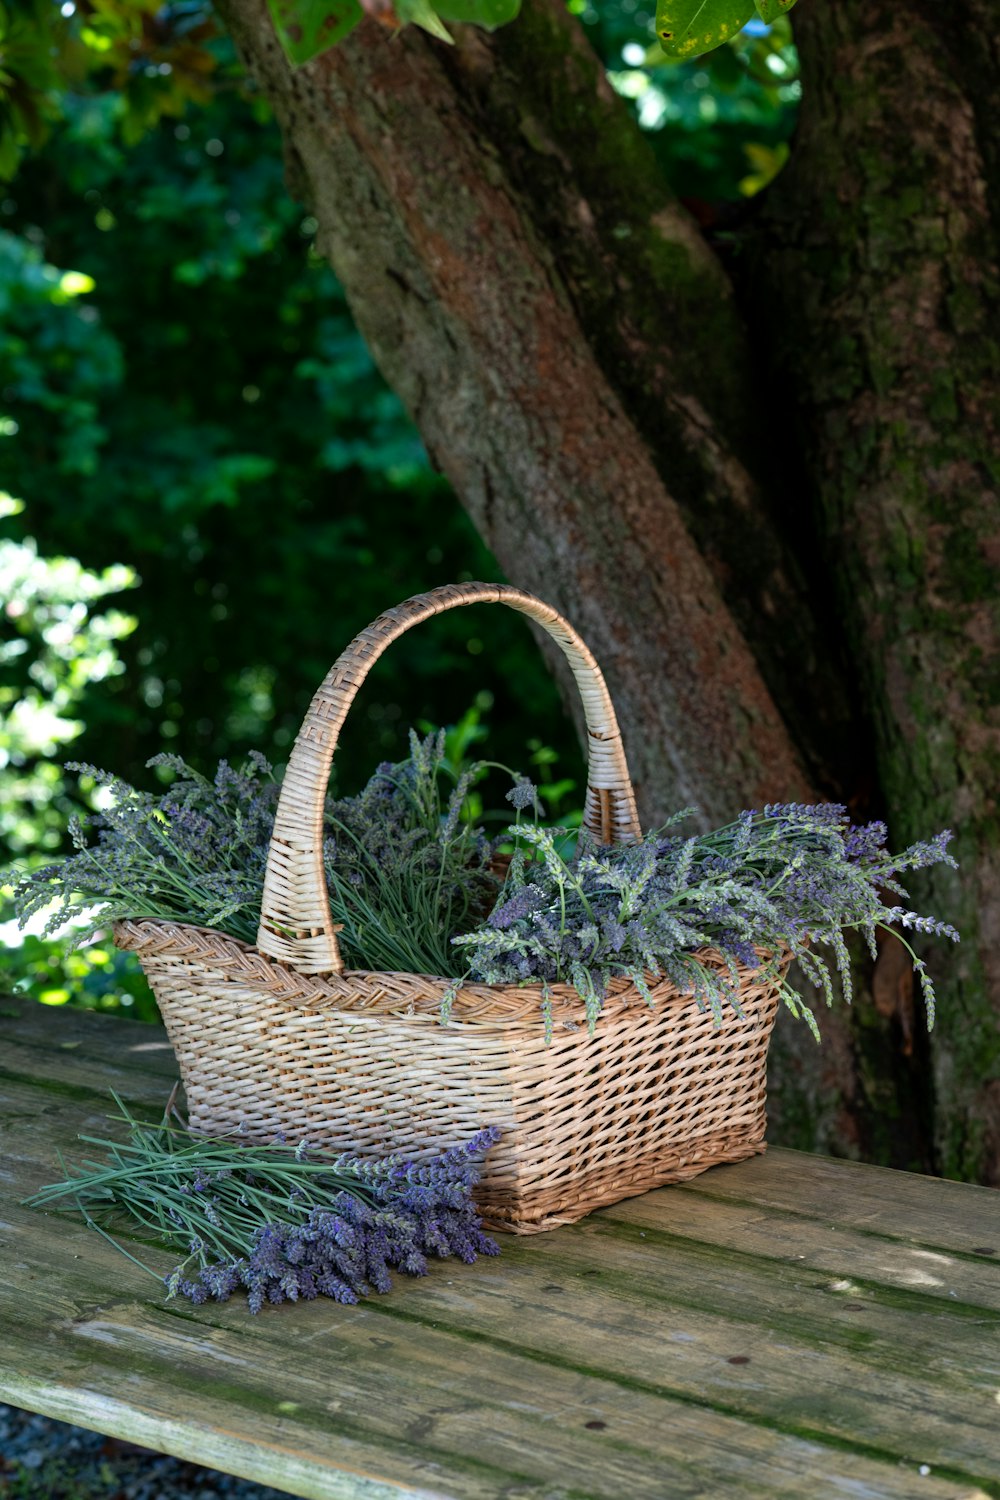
[216,0,835,828]
[213,0,1000,1175]
[750,0,1000,1181]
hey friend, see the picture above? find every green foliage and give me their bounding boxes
[0,62,576,805]
[0,919,156,1020]
[0,2,68,178]
[267,0,522,62]
[655,0,753,60]
[754,0,797,21]
[393,0,457,42]
[0,1,221,179]
[0,228,122,474]
[0,509,137,853]
[266,0,364,66]
[433,0,522,28]
[599,12,800,203]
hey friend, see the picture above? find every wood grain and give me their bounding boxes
[601,1185,1000,1310]
[666,1149,1000,1253]
[1,999,998,1500]
[2,1215,992,1500]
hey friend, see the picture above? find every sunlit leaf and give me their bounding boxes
[754,0,797,19]
[57,269,95,298]
[431,0,521,29]
[395,0,455,41]
[39,987,70,1005]
[738,139,790,196]
[266,0,363,67]
[656,0,755,59]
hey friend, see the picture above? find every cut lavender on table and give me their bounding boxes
[26,1096,501,1313]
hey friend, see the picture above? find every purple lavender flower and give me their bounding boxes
[12,731,504,978]
[488,886,543,929]
[154,1124,502,1314]
[506,777,540,814]
[459,806,958,1036]
[843,821,888,863]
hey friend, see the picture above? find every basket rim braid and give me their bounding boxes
[114,915,781,1025]
[115,581,784,1234]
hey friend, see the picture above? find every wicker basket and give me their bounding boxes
[115,582,782,1234]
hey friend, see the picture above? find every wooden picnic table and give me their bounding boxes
[2,995,999,1500]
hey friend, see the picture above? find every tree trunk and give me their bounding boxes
[217,0,824,826]
[214,0,999,1177]
[750,0,1000,1181]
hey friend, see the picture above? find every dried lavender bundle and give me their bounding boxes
[319,731,502,973]
[27,1096,501,1313]
[455,802,959,1038]
[12,752,282,947]
[12,737,958,1037]
[11,732,504,977]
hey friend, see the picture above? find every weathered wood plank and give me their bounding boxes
[1,1205,992,1500]
[0,1038,178,1112]
[673,1150,1000,1256]
[352,1232,1000,1484]
[599,1190,1000,1310]
[0,994,176,1059]
[4,1000,1000,1500]
[1,1371,448,1500]
[0,996,178,1081]
[4,1087,999,1490]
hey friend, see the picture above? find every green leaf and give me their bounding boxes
[655,0,754,59]
[395,0,455,40]
[753,0,797,19]
[266,0,364,68]
[431,0,521,29]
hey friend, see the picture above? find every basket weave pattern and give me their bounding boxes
[115,583,783,1234]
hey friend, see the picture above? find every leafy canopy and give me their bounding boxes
[263,0,796,60]
[0,0,796,175]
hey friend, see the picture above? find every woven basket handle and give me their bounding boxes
[257,582,641,974]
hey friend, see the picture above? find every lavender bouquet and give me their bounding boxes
[27,1095,500,1313]
[12,734,958,1039]
[13,732,503,978]
[456,803,959,1039]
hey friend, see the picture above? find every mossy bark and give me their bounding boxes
[213,0,999,1178]
[214,0,864,822]
[749,0,1000,1181]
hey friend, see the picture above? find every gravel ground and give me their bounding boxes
[0,1404,290,1500]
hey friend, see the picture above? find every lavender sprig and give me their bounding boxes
[455,804,959,1037]
[12,746,958,1040]
[26,1095,501,1313]
[11,734,508,977]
